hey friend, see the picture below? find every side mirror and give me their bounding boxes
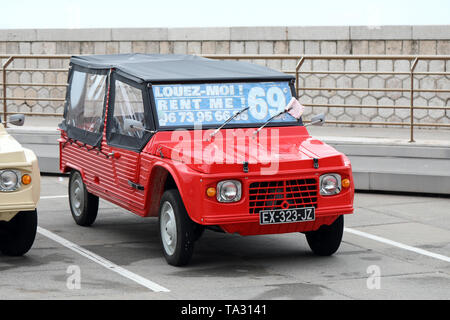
[8,114,25,126]
[307,114,326,127]
[123,118,144,132]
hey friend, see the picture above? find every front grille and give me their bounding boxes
[249,178,318,214]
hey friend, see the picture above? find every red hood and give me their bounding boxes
[144,126,345,174]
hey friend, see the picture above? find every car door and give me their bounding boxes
[102,73,155,214]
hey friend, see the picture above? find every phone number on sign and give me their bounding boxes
[159,110,249,124]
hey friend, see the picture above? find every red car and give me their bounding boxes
[59,54,354,266]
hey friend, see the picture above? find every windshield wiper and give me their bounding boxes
[209,106,250,140]
[253,109,289,136]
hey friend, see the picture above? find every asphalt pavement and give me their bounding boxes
[0,175,449,300]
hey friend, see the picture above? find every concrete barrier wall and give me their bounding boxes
[1,26,449,125]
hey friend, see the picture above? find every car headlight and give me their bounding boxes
[320,174,341,196]
[217,180,242,203]
[0,170,21,192]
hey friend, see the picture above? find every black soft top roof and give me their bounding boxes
[70,54,294,83]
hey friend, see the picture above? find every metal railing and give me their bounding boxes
[0,54,71,124]
[1,54,450,142]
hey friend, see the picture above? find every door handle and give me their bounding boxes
[128,180,145,191]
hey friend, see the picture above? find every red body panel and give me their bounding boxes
[60,124,354,236]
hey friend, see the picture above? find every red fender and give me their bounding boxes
[145,160,193,219]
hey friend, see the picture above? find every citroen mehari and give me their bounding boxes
[59,54,354,266]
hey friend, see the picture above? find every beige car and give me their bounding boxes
[0,115,40,256]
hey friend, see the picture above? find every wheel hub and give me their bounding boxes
[161,201,177,256]
[70,175,84,217]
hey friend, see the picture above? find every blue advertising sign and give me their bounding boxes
[152,81,295,127]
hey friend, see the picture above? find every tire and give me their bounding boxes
[305,215,344,256]
[0,210,37,256]
[69,171,99,227]
[158,189,196,266]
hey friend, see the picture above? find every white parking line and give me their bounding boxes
[40,195,68,200]
[345,227,450,263]
[37,226,171,293]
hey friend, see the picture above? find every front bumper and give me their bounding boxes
[0,188,38,220]
[200,204,354,225]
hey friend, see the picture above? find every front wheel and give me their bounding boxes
[305,215,344,256]
[0,210,37,256]
[159,189,197,266]
[69,171,99,227]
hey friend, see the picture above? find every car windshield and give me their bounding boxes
[152,81,297,128]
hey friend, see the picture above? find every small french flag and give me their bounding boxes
[285,97,305,120]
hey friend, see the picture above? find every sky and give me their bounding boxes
[0,0,449,29]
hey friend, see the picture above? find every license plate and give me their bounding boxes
[259,207,315,225]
